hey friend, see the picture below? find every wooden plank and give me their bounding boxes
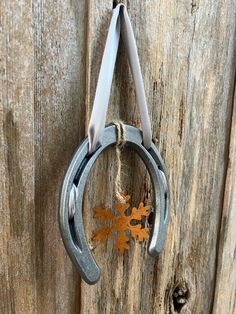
[212,91,236,314]
[1,0,236,313]
[0,1,36,313]
[81,1,236,313]
[33,0,86,312]
[0,0,86,312]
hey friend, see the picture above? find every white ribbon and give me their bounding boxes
[69,4,153,218]
[88,3,152,154]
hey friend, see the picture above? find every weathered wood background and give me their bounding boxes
[1,0,236,313]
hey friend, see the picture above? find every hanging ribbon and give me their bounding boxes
[69,3,153,218]
[88,3,152,154]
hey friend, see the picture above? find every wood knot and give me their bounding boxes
[172,281,189,313]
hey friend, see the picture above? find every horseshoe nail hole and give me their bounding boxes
[147,210,154,226]
[69,217,83,251]
[172,282,190,313]
[157,167,168,222]
[164,192,168,223]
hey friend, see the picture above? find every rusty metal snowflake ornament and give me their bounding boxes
[93,195,151,252]
[59,3,170,285]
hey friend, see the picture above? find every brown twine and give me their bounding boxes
[112,120,126,203]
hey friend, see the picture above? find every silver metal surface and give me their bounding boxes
[59,124,170,284]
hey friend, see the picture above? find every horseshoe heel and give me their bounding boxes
[59,124,170,284]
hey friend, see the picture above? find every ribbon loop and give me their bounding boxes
[88,3,152,154]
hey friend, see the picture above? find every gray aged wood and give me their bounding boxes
[32,0,86,312]
[1,0,85,312]
[81,1,236,313]
[213,94,236,314]
[0,1,35,312]
[0,0,236,313]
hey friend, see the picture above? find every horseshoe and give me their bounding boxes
[59,124,170,284]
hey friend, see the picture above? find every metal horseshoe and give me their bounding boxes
[59,124,170,284]
[59,3,170,284]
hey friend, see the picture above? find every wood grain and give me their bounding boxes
[81,1,236,313]
[1,0,86,312]
[0,1,36,313]
[212,91,236,314]
[33,0,86,312]
[0,0,236,313]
